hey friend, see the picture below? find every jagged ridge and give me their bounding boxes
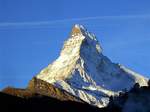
[37,24,148,108]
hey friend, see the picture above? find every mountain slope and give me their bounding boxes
[0,91,102,112]
[27,77,83,102]
[1,78,100,112]
[108,82,150,112]
[37,24,148,107]
[2,77,82,102]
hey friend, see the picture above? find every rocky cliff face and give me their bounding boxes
[27,77,82,102]
[36,24,148,107]
[2,77,82,102]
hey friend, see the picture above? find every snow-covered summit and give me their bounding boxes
[36,24,148,108]
[70,24,98,41]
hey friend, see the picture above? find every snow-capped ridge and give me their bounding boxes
[36,24,148,108]
[71,24,98,41]
[70,24,102,54]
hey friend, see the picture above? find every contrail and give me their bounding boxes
[0,15,150,27]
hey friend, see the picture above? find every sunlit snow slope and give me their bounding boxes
[37,24,148,108]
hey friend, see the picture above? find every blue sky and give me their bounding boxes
[0,0,150,89]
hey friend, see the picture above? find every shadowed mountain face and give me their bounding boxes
[2,81,150,112]
[0,92,102,112]
[108,83,150,112]
[1,77,103,112]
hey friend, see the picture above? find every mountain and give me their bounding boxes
[1,77,104,112]
[2,77,82,102]
[108,82,150,112]
[2,81,150,112]
[27,77,82,102]
[36,24,148,108]
[0,92,101,112]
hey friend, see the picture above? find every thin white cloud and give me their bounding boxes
[0,15,150,27]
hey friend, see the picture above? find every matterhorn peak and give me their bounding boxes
[36,24,148,108]
[71,24,83,36]
[63,24,103,56]
[70,24,98,41]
